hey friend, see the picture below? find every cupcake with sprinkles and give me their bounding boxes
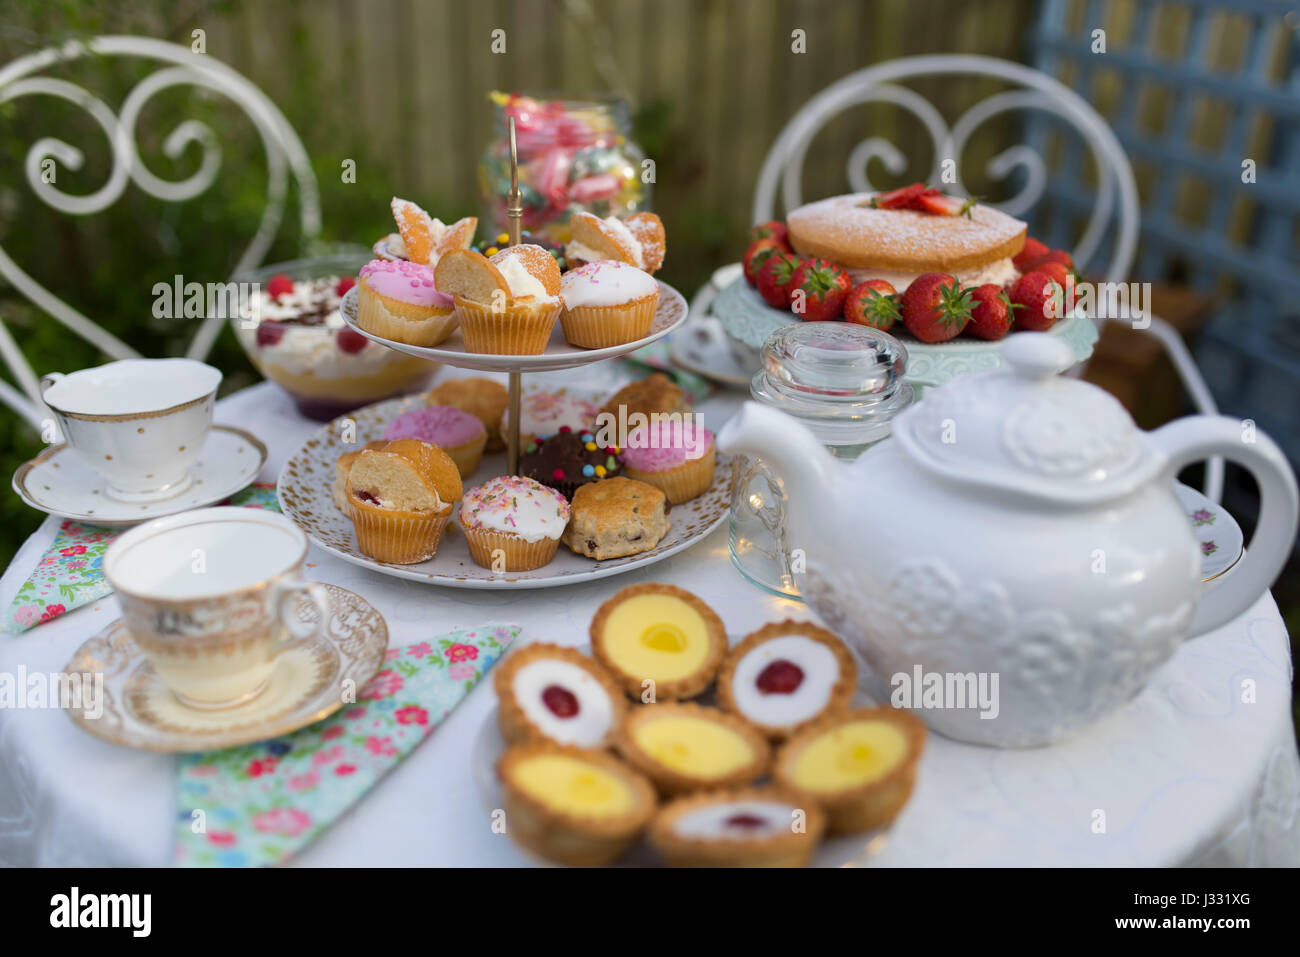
[459,475,571,571]
[355,258,458,347]
[621,418,716,504]
[559,259,660,349]
[520,429,620,501]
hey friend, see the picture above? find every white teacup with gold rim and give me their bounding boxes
[104,507,331,710]
[41,358,222,503]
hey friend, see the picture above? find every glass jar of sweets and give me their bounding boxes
[478,91,651,252]
[728,322,913,598]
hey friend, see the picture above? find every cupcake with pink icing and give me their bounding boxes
[383,404,488,478]
[356,258,458,347]
[620,418,716,504]
[459,475,572,571]
[559,260,660,349]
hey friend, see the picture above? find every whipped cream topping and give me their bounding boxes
[495,254,553,302]
[845,257,1019,293]
[673,800,798,839]
[565,215,645,268]
[729,635,840,727]
[460,475,570,542]
[511,658,616,747]
[560,260,658,308]
[236,278,408,376]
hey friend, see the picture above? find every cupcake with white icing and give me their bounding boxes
[459,474,571,571]
[558,260,660,349]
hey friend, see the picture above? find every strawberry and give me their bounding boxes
[1008,271,1065,331]
[1012,237,1049,271]
[749,221,790,247]
[966,284,1015,340]
[266,273,294,299]
[1031,260,1072,290]
[336,328,369,354]
[869,183,927,209]
[843,279,900,330]
[255,320,285,348]
[914,192,977,217]
[1019,248,1074,274]
[756,251,803,309]
[744,238,785,286]
[335,276,357,297]
[789,257,850,321]
[899,273,974,342]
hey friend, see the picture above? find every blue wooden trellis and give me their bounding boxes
[1026,0,1300,464]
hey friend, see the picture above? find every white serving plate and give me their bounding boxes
[340,280,688,373]
[277,393,732,589]
[712,277,1098,391]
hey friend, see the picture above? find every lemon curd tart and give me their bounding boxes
[494,643,627,749]
[615,702,770,796]
[590,583,727,700]
[773,708,926,833]
[498,742,656,866]
[717,621,857,740]
[648,787,826,868]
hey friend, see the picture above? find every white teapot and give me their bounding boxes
[718,333,1299,747]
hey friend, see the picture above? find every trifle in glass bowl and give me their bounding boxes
[231,255,439,420]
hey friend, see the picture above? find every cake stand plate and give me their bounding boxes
[340,281,688,373]
[277,393,732,590]
[712,277,1098,392]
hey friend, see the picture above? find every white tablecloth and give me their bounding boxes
[2,375,1298,867]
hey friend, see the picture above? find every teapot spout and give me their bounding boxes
[717,402,840,509]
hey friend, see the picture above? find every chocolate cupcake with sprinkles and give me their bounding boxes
[520,427,621,500]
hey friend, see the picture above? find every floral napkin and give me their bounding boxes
[173,625,518,868]
[4,483,279,634]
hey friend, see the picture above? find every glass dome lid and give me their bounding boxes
[750,321,913,447]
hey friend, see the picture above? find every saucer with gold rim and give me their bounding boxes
[62,583,387,752]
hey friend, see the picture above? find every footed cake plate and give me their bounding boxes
[712,277,1098,392]
[277,394,732,589]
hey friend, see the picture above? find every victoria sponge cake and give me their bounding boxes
[786,192,1027,290]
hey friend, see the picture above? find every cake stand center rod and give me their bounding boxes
[506,115,524,475]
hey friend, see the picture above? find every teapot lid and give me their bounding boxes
[891,333,1155,503]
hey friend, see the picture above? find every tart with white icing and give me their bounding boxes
[494,643,627,749]
[717,621,857,740]
[648,787,826,867]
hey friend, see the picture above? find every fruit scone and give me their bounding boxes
[435,245,563,354]
[565,211,666,273]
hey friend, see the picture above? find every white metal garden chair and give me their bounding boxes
[0,35,321,430]
[697,54,1223,501]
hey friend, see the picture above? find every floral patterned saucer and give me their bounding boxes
[1173,482,1245,581]
[63,584,387,752]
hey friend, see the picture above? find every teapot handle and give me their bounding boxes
[1151,416,1299,638]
